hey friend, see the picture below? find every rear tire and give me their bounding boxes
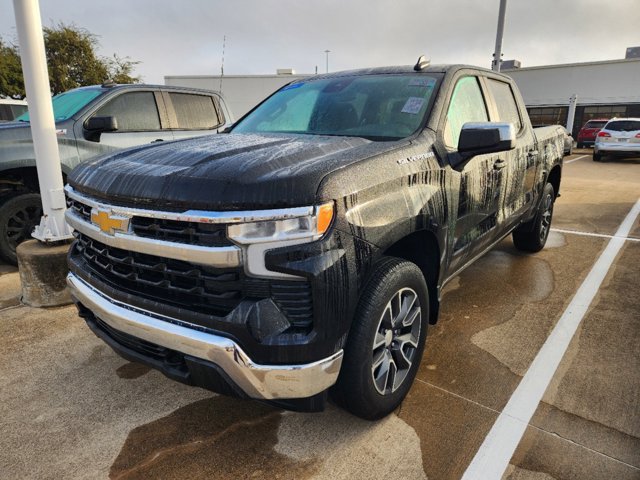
[333,257,429,420]
[512,183,555,253]
[593,152,602,162]
[0,193,42,265]
[577,142,584,149]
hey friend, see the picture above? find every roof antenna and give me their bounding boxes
[414,55,430,71]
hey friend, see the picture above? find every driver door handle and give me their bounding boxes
[493,159,507,170]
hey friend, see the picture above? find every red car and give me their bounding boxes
[576,119,608,148]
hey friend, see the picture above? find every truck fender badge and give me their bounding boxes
[91,209,130,235]
[397,152,435,165]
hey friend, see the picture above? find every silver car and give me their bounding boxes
[593,118,640,161]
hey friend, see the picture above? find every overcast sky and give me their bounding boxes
[1,0,639,84]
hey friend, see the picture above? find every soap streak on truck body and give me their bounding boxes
[65,62,564,419]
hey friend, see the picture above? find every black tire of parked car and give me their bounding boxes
[0,193,43,265]
[332,256,429,420]
[593,152,602,162]
[577,142,584,149]
[512,183,555,253]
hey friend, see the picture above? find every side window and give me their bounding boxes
[444,77,488,148]
[486,79,522,131]
[94,92,161,131]
[0,104,11,121]
[169,93,221,129]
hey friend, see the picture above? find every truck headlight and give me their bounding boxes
[227,202,334,278]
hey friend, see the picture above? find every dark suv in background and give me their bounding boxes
[576,118,608,148]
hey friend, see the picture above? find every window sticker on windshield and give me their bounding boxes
[401,97,425,114]
[281,83,304,91]
[408,78,435,88]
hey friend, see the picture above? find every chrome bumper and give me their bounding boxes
[67,273,343,400]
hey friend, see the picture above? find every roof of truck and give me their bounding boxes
[299,63,503,81]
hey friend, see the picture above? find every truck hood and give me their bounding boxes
[69,132,406,211]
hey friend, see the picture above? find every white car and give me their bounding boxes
[593,117,640,161]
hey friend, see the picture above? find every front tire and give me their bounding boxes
[512,183,555,253]
[333,257,429,420]
[0,193,43,265]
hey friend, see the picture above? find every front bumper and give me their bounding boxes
[67,272,343,400]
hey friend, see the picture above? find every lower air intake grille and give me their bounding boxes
[71,233,314,330]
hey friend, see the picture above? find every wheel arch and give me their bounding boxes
[547,164,561,198]
[0,166,68,198]
[383,229,441,324]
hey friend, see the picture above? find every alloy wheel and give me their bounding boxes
[539,193,553,243]
[371,287,421,395]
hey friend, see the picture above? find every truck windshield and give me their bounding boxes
[15,88,103,122]
[233,74,440,141]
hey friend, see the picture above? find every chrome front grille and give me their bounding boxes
[66,197,92,223]
[70,232,314,329]
[65,186,314,330]
[131,216,232,247]
[73,232,243,316]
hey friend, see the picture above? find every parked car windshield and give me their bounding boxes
[233,74,440,141]
[605,120,640,132]
[15,88,103,122]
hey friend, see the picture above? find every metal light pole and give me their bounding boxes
[13,0,72,242]
[566,94,578,135]
[324,50,330,73]
[492,0,508,72]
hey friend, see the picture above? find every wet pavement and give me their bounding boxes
[1,151,638,479]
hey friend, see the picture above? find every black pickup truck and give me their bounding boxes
[65,59,564,419]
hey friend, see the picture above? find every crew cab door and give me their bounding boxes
[484,77,538,233]
[83,91,173,153]
[441,75,507,275]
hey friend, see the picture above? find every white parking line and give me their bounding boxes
[564,154,589,164]
[462,198,640,480]
[552,227,640,242]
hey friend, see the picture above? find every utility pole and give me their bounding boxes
[324,50,330,73]
[566,94,578,135]
[492,0,508,72]
[13,0,71,243]
[219,35,226,94]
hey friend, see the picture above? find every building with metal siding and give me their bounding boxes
[165,57,640,137]
[503,58,640,137]
[164,74,309,122]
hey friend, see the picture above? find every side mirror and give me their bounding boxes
[452,122,515,169]
[85,115,118,133]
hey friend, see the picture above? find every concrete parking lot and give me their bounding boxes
[1,151,638,480]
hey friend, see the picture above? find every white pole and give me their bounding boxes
[12,0,72,242]
[492,0,508,72]
[566,94,578,135]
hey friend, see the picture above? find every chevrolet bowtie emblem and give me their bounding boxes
[91,209,130,235]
